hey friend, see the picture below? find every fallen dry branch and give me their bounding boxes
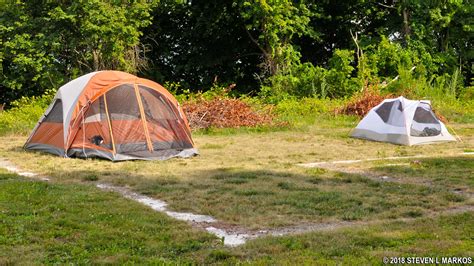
[182,97,274,130]
[336,89,391,117]
[336,89,449,123]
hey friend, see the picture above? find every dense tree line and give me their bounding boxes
[1,0,472,105]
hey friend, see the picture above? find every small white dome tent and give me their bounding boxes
[350,96,456,145]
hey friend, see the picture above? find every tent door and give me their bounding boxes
[138,86,194,151]
[104,84,151,155]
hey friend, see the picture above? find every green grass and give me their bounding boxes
[0,103,473,263]
[122,168,468,228]
[0,169,218,264]
[0,112,472,229]
[225,212,474,264]
[1,170,472,264]
[371,157,474,193]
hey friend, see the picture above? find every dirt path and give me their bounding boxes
[0,158,49,181]
[297,152,474,168]
[298,153,474,198]
[1,157,473,247]
[97,183,249,246]
[96,183,474,245]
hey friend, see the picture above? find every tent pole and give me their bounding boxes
[103,94,117,155]
[134,82,154,152]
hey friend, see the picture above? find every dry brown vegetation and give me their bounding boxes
[336,89,450,123]
[336,89,391,117]
[182,97,274,129]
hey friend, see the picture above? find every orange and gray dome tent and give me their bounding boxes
[24,71,198,161]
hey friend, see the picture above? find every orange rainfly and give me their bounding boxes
[25,71,198,161]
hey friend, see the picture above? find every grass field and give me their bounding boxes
[0,114,473,263]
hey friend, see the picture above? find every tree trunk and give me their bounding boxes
[402,7,410,40]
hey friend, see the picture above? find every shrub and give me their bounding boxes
[261,49,361,102]
[385,67,473,122]
[325,49,361,98]
[260,63,326,101]
[0,90,55,136]
[274,97,346,126]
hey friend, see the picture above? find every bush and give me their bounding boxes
[261,49,361,102]
[0,90,55,136]
[385,67,473,122]
[325,49,362,98]
[274,97,346,126]
[260,63,326,101]
[165,81,239,103]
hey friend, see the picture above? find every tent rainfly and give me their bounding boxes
[350,96,456,145]
[25,71,198,161]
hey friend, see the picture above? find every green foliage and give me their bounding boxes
[1,1,155,104]
[1,0,472,118]
[261,49,360,101]
[240,0,313,76]
[273,97,346,126]
[163,81,192,103]
[198,84,233,100]
[260,63,326,101]
[142,1,262,94]
[0,91,55,136]
[325,49,361,97]
[165,81,234,103]
[460,85,474,102]
[383,65,474,122]
[253,0,472,102]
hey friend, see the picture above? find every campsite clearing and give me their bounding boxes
[0,115,473,263]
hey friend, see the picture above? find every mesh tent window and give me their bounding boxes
[84,97,106,123]
[43,99,63,123]
[410,103,441,137]
[79,96,112,149]
[375,100,405,127]
[139,86,179,126]
[106,84,141,120]
[139,86,193,150]
[375,101,395,123]
[105,84,148,154]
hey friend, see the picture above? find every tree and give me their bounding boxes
[1,1,154,105]
[141,0,262,93]
[239,0,313,76]
[296,0,398,67]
